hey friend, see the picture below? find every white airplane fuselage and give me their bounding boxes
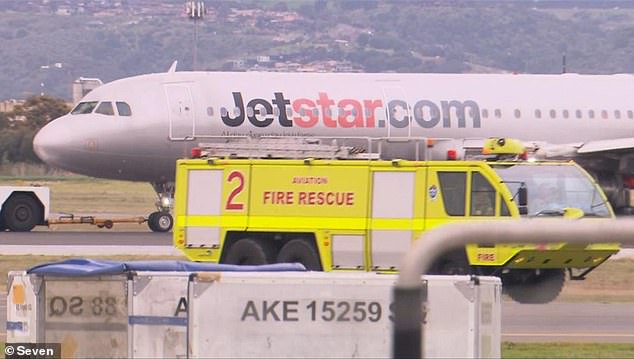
[33,71,634,185]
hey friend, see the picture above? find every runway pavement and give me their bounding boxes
[0,231,633,257]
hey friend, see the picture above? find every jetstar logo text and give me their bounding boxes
[220,92,481,129]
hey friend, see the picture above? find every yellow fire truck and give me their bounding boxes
[173,138,619,303]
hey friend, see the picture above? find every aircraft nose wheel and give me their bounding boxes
[148,211,173,232]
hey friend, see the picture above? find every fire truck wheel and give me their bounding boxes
[277,239,322,271]
[504,269,565,304]
[224,238,273,265]
[2,193,41,232]
[432,250,471,275]
[148,211,173,232]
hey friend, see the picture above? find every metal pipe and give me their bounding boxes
[393,219,634,358]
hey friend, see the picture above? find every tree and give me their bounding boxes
[11,95,70,130]
[0,96,70,164]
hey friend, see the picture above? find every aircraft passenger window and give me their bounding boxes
[116,102,131,116]
[575,110,582,119]
[207,107,214,116]
[615,110,621,119]
[71,101,98,115]
[549,110,556,118]
[220,107,228,117]
[601,110,608,119]
[534,109,541,119]
[273,107,280,117]
[95,102,115,116]
[481,109,488,118]
[470,172,495,216]
[365,107,373,118]
[312,108,319,117]
[299,108,306,116]
[588,110,595,119]
[562,110,569,119]
[514,109,521,119]
[246,106,254,117]
[628,110,634,119]
[233,107,241,117]
[286,108,293,117]
[494,109,501,118]
[437,172,466,216]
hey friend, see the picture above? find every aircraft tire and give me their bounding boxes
[2,193,41,232]
[223,238,273,265]
[148,211,173,232]
[276,238,322,271]
[504,268,565,304]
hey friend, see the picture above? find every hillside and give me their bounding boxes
[2,0,634,100]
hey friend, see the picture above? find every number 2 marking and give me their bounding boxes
[226,171,245,210]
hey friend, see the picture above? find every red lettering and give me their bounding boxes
[346,192,354,206]
[316,192,325,205]
[338,99,364,128]
[317,92,337,128]
[292,99,318,127]
[363,99,383,128]
[326,192,335,205]
[298,191,307,204]
[276,191,285,204]
[263,191,272,204]
[307,192,316,205]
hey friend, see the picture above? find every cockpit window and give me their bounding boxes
[71,101,98,115]
[116,102,132,116]
[95,102,115,116]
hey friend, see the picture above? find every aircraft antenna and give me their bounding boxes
[186,1,206,71]
[168,61,178,73]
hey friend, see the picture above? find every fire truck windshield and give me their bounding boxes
[494,164,611,217]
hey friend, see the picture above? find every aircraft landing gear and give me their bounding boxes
[148,211,173,232]
[149,182,175,233]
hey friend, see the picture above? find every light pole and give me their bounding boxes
[186,1,206,71]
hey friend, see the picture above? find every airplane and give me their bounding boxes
[32,62,634,231]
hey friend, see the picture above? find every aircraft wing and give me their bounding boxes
[576,138,634,154]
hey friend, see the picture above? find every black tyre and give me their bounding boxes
[223,238,273,265]
[2,194,41,232]
[276,238,322,271]
[431,250,471,275]
[504,269,565,304]
[148,211,173,232]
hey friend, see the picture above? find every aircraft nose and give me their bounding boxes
[33,117,72,165]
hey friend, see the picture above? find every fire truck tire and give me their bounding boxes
[2,193,41,232]
[431,250,471,275]
[277,239,322,271]
[504,269,565,304]
[224,238,273,265]
[148,211,173,232]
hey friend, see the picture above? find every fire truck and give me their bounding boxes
[173,137,619,303]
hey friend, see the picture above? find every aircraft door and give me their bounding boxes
[381,85,412,138]
[165,83,195,140]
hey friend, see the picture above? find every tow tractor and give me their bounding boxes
[0,185,145,231]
